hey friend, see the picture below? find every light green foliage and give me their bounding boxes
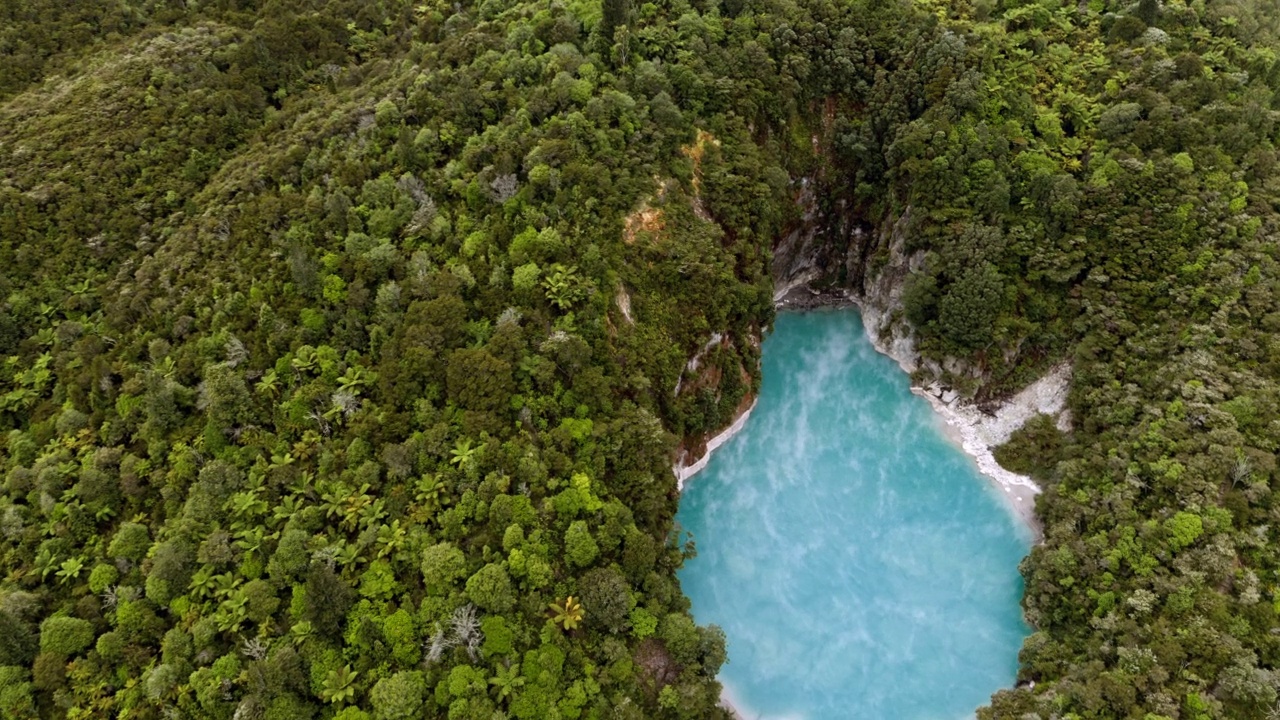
[480,616,514,658]
[564,521,599,568]
[358,560,399,601]
[658,685,679,711]
[383,609,420,666]
[465,563,515,613]
[322,274,348,304]
[370,671,427,720]
[508,227,564,265]
[87,563,118,594]
[420,543,467,596]
[95,631,124,661]
[570,473,604,513]
[551,473,603,519]
[440,664,488,705]
[0,665,35,718]
[1165,512,1204,552]
[511,263,542,297]
[39,617,93,656]
[509,644,565,719]
[501,524,525,552]
[629,607,657,639]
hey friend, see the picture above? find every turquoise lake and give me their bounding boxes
[676,310,1033,719]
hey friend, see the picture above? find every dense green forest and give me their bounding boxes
[2,0,1280,717]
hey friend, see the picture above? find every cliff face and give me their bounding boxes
[771,182,874,302]
[772,188,998,393]
[672,181,896,481]
[771,187,926,378]
[842,209,925,375]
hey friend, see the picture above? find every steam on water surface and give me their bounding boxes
[676,310,1033,720]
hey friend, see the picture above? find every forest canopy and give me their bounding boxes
[2,0,1280,718]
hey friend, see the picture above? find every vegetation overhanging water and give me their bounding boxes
[677,310,1033,719]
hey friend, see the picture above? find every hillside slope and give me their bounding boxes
[2,0,1280,718]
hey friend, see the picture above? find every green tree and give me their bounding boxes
[0,612,36,668]
[305,562,353,636]
[564,521,599,568]
[578,567,631,633]
[512,263,541,300]
[466,563,515,613]
[383,609,420,667]
[370,671,427,719]
[420,542,467,596]
[107,522,151,561]
[0,665,36,718]
[937,263,1004,349]
[39,617,94,656]
[145,538,195,605]
[446,349,514,415]
[480,616,514,658]
[202,362,252,430]
[1165,511,1204,552]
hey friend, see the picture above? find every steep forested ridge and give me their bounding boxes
[2,0,1280,718]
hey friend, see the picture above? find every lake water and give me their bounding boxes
[676,310,1033,719]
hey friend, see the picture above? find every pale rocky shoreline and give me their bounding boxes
[847,281,1068,539]
[675,397,758,490]
[912,366,1068,535]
